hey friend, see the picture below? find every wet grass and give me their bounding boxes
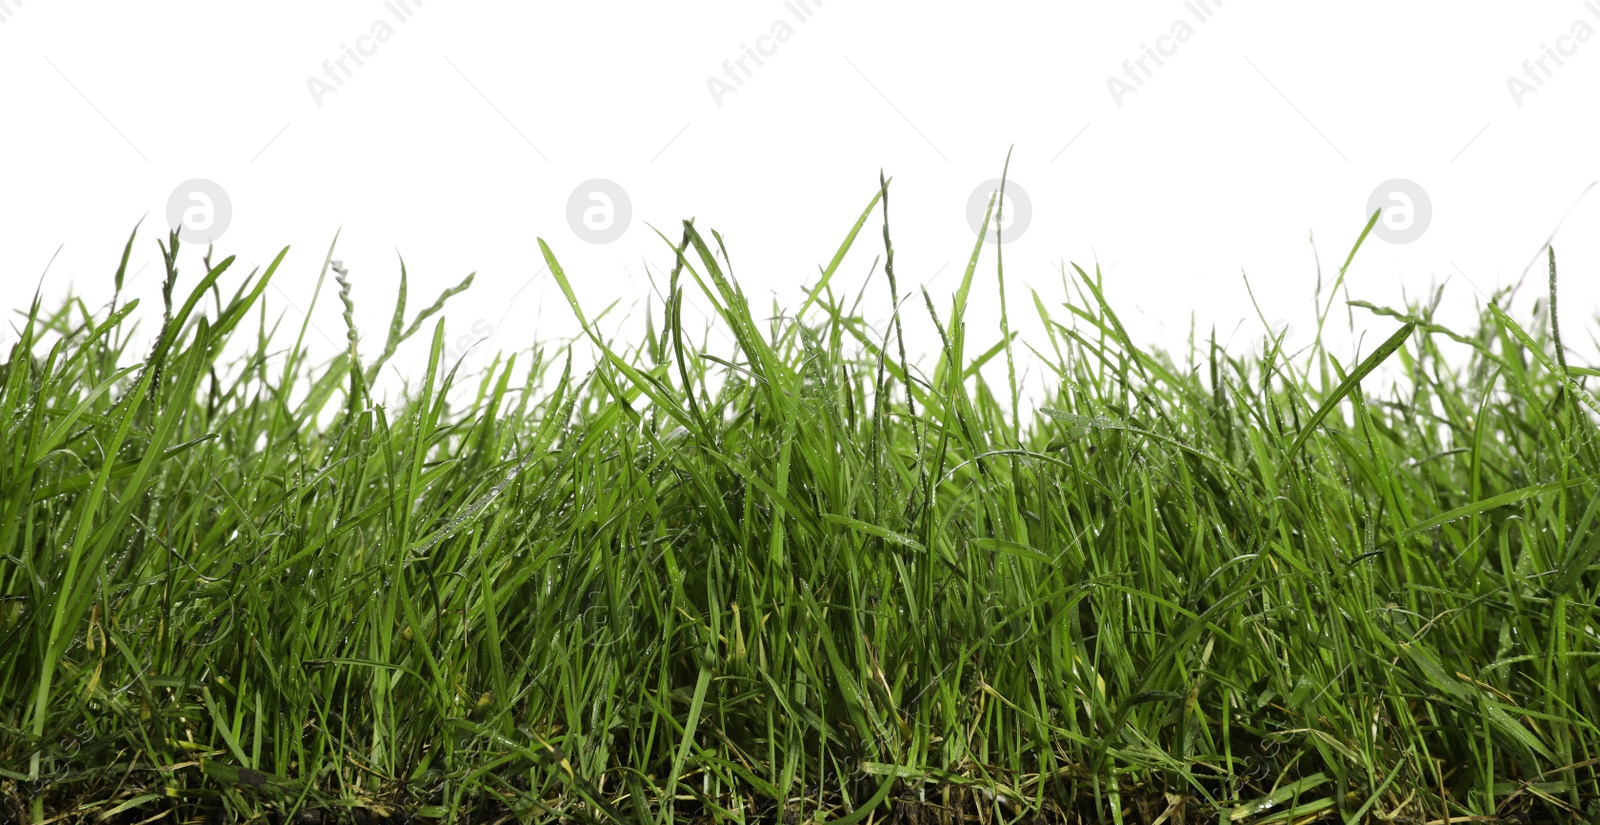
[2,178,1599,823]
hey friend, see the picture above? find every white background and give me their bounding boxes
[3,1,1598,397]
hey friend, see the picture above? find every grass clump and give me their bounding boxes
[2,181,1599,824]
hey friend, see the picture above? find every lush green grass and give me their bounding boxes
[3,182,1599,824]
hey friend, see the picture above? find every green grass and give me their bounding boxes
[3,181,1599,824]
